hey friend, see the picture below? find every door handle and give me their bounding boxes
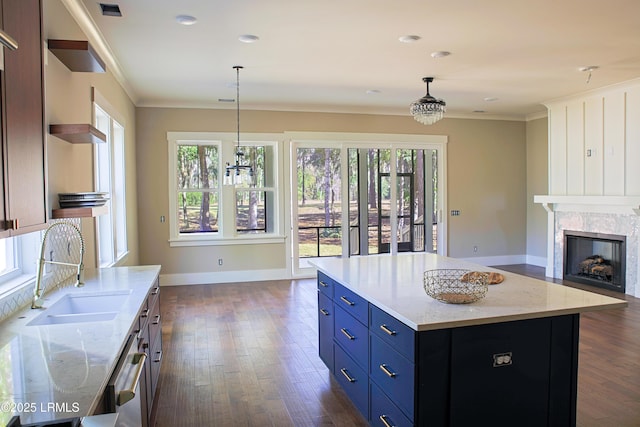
[0,29,18,51]
[117,352,147,406]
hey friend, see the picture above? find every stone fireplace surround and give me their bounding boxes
[534,196,640,298]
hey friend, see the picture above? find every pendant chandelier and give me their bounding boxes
[223,65,254,186]
[409,77,446,125]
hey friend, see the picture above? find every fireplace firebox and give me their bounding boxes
[563,230,625,292]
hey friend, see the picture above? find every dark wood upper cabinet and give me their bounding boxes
[0,0,46,236]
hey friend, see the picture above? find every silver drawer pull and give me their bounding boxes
[319,281,329,288]
[340,328,356,340]
[379,415,395,427]
[154,350,163,363]
[340,368,356,383]
[153,314,161,325]
[151,286,160,295]
[380,324,396,336]
[340,296,355,306]
[320,308,330,316]
[379,363,397,378]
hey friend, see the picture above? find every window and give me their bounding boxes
[94,98,128,267]
[0,231,41,296]
[176,142,220,234]
[0,237,19,284]
[168,132,282,246]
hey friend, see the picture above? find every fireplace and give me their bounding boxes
[563,230,626,292]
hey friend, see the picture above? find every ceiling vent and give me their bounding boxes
[99,3,122,17]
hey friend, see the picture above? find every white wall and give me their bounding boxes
[545,79,640,197]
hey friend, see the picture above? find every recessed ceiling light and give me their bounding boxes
[473,110,486,113]
[238,34,260,43]
[218,98,235,103]
[398,35,421,43]
[430,51,451,58]
[176,15,197,25]
[366,89,381,95]
[483,97,499,102]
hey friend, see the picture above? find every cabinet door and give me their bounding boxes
[370,382,413,427]
[318,292,334,372]
[1,0,46,234]
[334,305,368,370]
[334,344,368,417]
[449,318,551,427]
[370,334,415,420]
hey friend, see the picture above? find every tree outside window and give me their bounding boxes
[168,133,281,245]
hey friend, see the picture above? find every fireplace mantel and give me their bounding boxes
[534,195,640,216]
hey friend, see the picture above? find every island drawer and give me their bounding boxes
[317,271,335,298]
[370,334,415,420]
[334,344,369,417]
[334,282,368,325]
[370,382,413,427]
[334,305,369,369]
[369,304,415,362]
[318,292,334,371]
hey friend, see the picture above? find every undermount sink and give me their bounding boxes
[27,290,132,326]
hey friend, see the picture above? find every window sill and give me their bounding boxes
[0,273,35,303]
[169,234,286,247]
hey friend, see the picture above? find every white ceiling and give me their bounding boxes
[71,0,640,120]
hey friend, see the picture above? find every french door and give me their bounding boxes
[291,137,446,277]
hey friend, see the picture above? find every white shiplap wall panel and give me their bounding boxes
[566,100,585,194]
[626,86,640,195]
[603,90,626,195]
[545,79,640,197]
[548,105,568,195]
[584,96,604,195]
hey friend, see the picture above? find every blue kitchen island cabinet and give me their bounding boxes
[313,254,626,427]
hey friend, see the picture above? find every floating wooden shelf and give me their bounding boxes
[49,124,106,144]
[52,204,108,219]
[48,39,106,73]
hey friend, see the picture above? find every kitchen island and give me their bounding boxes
[311,254,626,427]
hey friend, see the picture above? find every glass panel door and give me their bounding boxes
[292,140,443,277]
[295,147,342,269]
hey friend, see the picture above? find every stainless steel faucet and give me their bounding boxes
[32,222,85,309]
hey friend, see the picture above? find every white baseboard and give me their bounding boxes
[455,254,527,266]
[159,255,550,286]
[159,268,291,286]
[525,255,547,268]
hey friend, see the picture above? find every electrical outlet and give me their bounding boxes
[218,258,223,266]
[473,246,478,253]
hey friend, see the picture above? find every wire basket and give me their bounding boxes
[423,269,489,304]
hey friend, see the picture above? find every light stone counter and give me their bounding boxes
[0,265,161,426]
[311,253,626,331]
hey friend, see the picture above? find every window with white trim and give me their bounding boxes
[0,232,42,297]
[94,103,128,266]
[168,132,282,245]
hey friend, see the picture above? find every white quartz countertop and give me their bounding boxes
[311,254,627,331]
[0,265,161,426]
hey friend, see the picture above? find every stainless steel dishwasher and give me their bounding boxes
[104,335,147,427]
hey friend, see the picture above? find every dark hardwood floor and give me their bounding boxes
[154,265,639,427]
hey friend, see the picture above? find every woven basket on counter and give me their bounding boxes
[423,269,489,304]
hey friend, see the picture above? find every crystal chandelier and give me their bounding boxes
[223,65,254,186]
[409,77,446,125]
